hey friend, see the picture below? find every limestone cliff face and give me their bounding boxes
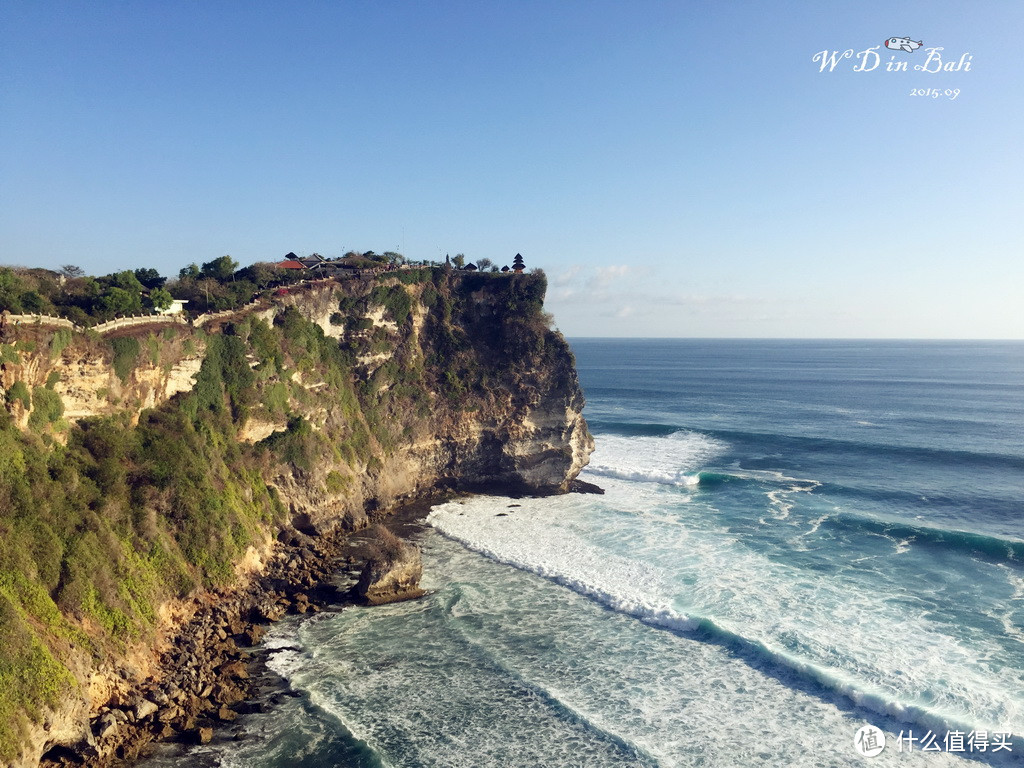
[0,330,204,427]
[0,269,593,768]
[256,275,593,533]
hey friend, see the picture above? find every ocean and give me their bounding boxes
[140,339,1024,767]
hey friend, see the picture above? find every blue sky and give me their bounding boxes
[1,1,1021,337]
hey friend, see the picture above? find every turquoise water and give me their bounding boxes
[142,340,1024,767]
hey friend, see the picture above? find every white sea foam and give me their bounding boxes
[585,430,727,487]
[987,564,1024,645]
[239,530,982,768]
[284,588,651,768]
[428,488,1024,743]
[329,530,989,767]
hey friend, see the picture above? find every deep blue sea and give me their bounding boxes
[142,340,1024,767]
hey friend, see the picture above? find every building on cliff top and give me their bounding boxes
[277,252,328,271]
[277,252,305,270]
[156,298,189,315]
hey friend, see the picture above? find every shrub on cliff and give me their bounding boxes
[5,380,30,410]
[0,593,76,762]
[363,524,406,562]
[260,416,316,471]
[27,387,62,432]
[110,336,141,382]
[369,285,413,326]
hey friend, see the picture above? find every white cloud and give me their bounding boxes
[591,264,629,289]
[552,265,582,287]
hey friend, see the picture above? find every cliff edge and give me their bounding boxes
[0,268,592,767]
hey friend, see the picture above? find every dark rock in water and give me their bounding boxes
[496,512,509,517]
[569,478,604,494]
[355,532,426,606]
[235,701,266,715]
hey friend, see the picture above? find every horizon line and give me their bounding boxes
[561,336,1024,342]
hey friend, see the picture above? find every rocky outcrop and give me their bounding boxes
[355,529,426,606]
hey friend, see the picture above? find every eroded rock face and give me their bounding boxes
[426,333,595,496]
[504,361,594,493]
[355,542,426,606]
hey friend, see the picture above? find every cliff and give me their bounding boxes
[0,269,593,767]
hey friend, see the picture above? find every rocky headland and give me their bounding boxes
[0,268,593,767]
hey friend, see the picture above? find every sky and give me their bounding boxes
[1,1,1022,338]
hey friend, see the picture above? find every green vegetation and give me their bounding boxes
[5,381,31,410]
[369,285,413,325]
[27,387,62,432]
[48,329,73,359]
[0,327,298,758]
[325,470,350,494]
[110,336,141,383]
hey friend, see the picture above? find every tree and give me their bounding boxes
[476,258,493,271]
[383,251,405,266]
[98,287,142,316]
[235,262,282,289]
[20,291,47,313]
[82,277,102,298]
[179,263,201,280]
[134,267,166,290]
[107,270,145,294]
[59,265,85,278]
[148,287,173,312]
[201,255,238,282]
[452,253,466,268]
[0,270,27,312]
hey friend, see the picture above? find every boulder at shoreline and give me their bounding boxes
[355,527,426,606]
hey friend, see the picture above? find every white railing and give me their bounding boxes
[91,314,188,333]
[1,267,429,337]
[1,313,77,330]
